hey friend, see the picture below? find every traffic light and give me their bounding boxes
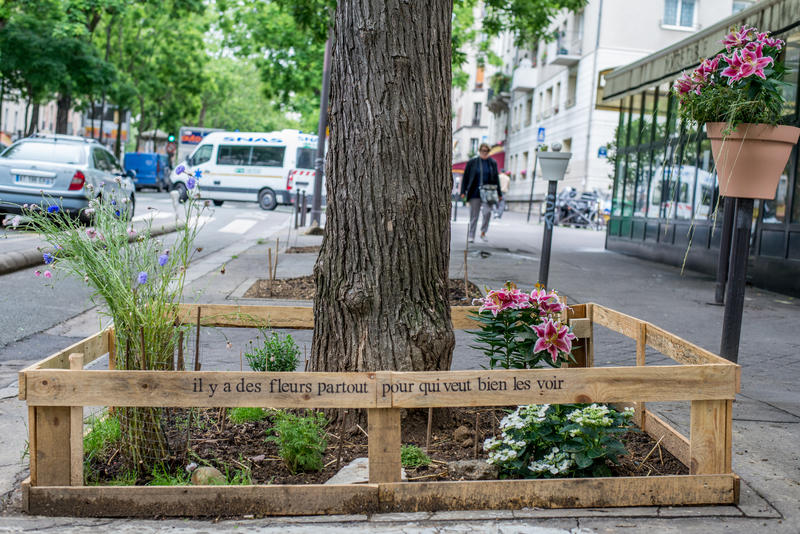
[168,134,175,143]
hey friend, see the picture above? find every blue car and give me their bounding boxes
[124,152,170,191]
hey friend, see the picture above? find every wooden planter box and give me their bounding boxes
[18,303,740,517]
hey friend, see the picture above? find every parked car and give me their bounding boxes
[124,152,170,191]
[0,134,136,220]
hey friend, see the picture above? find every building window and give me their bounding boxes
[469,138,479,156]
[663,0,695,28]
[475,66,484,89]
[472,103,482,126]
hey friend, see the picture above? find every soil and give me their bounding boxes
[285,246,321,254]
[87,407,686,486]
[244,275,484,305]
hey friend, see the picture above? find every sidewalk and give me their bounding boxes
[3,211,798,533]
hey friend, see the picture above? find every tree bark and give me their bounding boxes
[310,0,454,376]
[26,102,39,136]
[55,94,71,134]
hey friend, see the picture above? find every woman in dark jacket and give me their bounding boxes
[459,143,502,243]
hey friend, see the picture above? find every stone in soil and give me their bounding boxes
[191,466,225,485]
[447,459,499,480]
[324,457,407,485]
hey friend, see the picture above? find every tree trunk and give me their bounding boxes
[26,102,39,136]
[310,0,454,376]
[115,108,124,159]
[197,101,206,127]
[55,94,71,134]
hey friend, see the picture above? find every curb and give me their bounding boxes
[0,220,184,276]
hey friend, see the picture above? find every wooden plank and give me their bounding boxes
[107,328,116,371]
[635,322,647,429]
[690,399,731,474]
[592,305,642,340]
[26,371,380,408]
[569,318,592,339]
[450,306,480,330]
[368,408,402,483]
[646,324,734,366]
[18,370,26,401]
[585,303,594,367]
[26,484,379,517]
[68,354,83,487]
[641,410,690,467]
[34,406,71,486]
[176,303,480,330]
[177,303,315,329]
[28,406,37,485]
[377,474,737,511]
[22,329,109,372]
[25,365,738,408]
[385,366,737,408]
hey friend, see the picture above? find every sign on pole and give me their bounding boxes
[537,127,546,144]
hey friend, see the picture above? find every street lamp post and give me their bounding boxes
[536,144,572,289]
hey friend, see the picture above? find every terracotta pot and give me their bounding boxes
[706,122,800,199]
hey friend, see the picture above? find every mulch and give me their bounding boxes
[88,407,685,486]
[244,275,484,305]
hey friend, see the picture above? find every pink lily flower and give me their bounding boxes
[723,42,774,84]
[478,287,532,316]
[532,319,577,363]
[530,289,565,314]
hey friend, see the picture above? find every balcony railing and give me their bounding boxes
[551,32,582,66]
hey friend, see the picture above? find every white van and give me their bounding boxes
[170,129,321,210]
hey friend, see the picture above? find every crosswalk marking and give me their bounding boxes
[219,218,258,234]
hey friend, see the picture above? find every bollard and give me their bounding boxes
[300,191,308,227]
[294,192,300,229]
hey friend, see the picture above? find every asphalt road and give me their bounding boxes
[0,191,294,366]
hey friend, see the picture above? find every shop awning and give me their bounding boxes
[603,0,800,102]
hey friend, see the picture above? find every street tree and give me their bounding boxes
[307,0,588,377]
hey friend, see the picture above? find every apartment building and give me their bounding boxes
[487,0,756,209]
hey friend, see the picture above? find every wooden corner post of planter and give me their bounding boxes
[690,399,733,475]
[26,352,84,488]
[368,372,402,483]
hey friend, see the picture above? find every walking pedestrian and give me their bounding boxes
[460,143,502,243]
[495,168,510,219]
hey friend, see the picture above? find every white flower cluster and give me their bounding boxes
[566,404,614,427]
[485,404,551,466]
[498,404,549,431]
[528,447,574,475]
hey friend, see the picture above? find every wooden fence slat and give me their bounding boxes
[34,406,71,486]
[635,322,647,428]
[592,305,642,339]
[641,410,690,467]
[68,354,83,487]
[24,366,738,408]
[28,407,37,486]
[690,399,731,474]
[646,324,733,366]
[177,304,482,330]
[26,484,379,517]
[569,318,592,339]
[377,475,737,511]
[21,328,110,374]
[368,408,402,483]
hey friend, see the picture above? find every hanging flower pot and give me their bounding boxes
[706,122,800,199]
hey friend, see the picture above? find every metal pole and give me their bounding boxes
[311,30,333,227]
[537,180,559,289]
[713,196,736,304]
[452,197,458,222]
[719,197,754,363]
[294,192,300,229]
[526,153,539,223]
[300,191,308,227]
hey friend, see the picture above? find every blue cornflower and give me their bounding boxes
[194,169,202,179]
[137,271,148,284]
[111,200,117,206]
[114,210,121,217]
[175,164,185,175]
[158,254,169,267]
[42,253,54,265]
[46,205,59,213]
[187,177,197,189]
